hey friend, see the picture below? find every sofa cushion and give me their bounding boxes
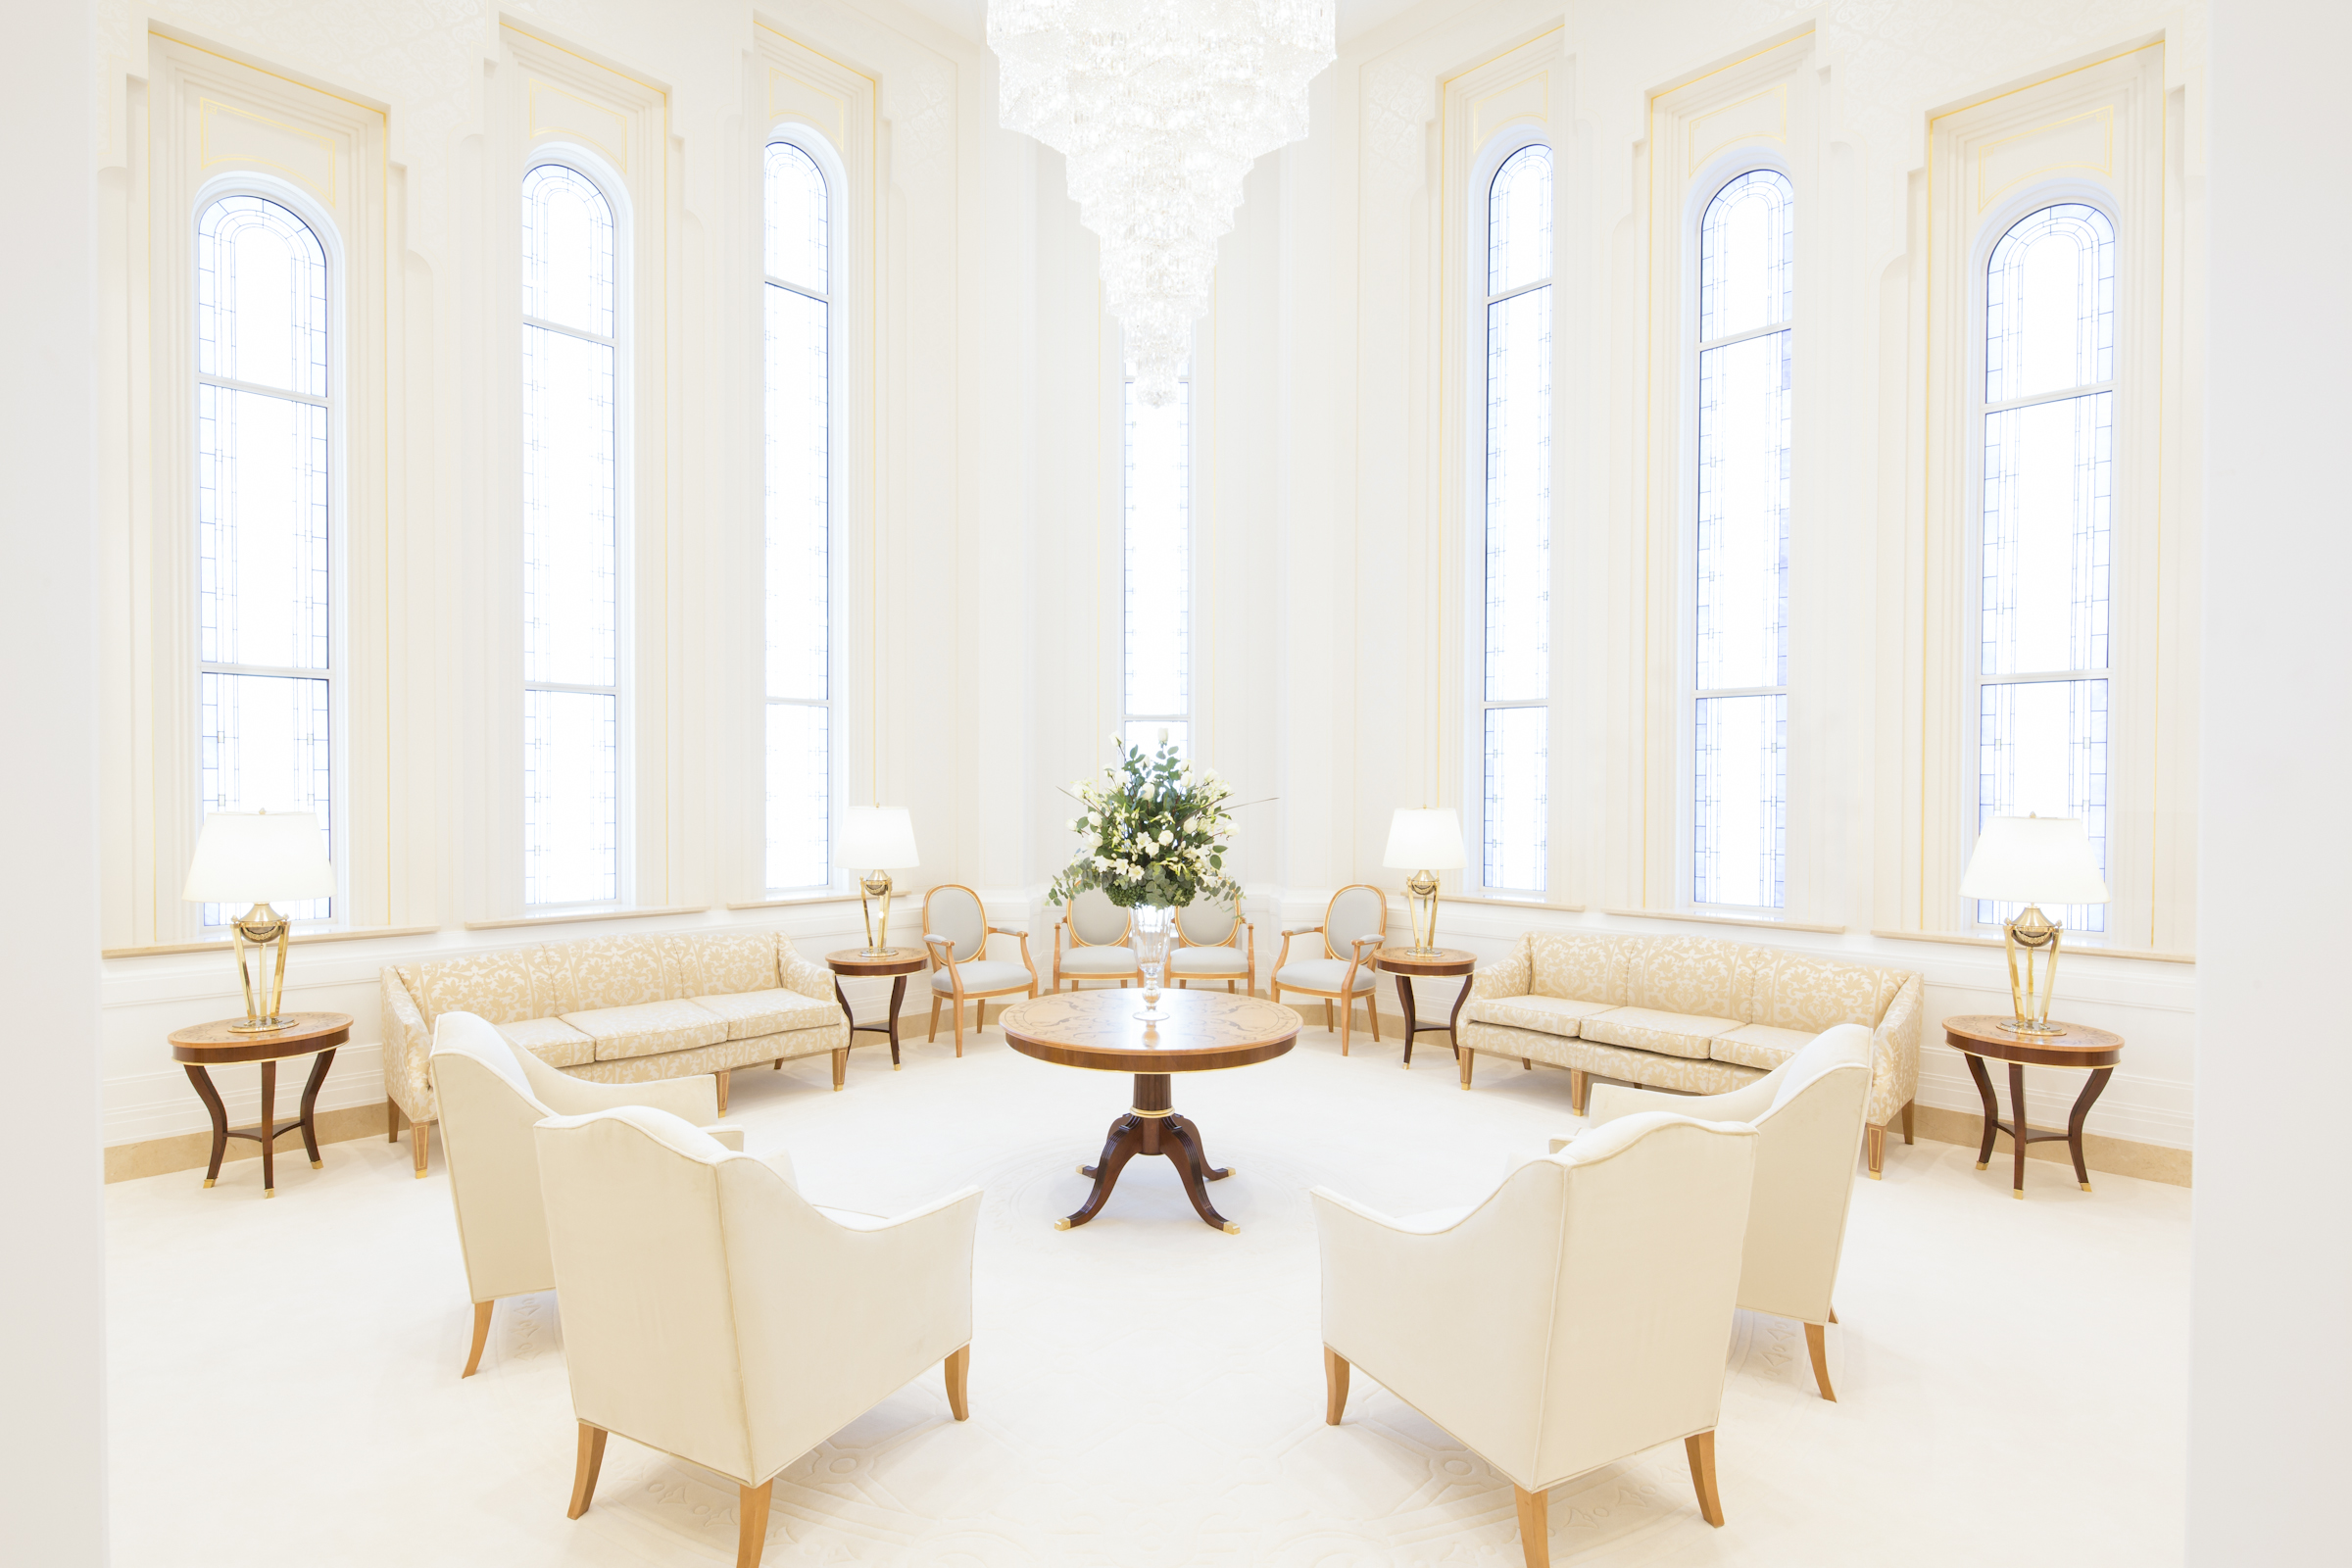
[562,1000,729,1062]
[557,936,682,1012]
[406,947,572,1027]
[1170,946,1249,976]
[1467,995,1615,1039]
[693,989,842,1043]
[1747,951,1906,1035]
[1620,936,1760,1020]
[673,932,782,998]
[1059,946,1141,975]
[1275,958,1377,994]
[492,1015,598,1069]
[1579,1005,1744,1061]
[1528,934,1632,1006]
[930,960,1035,995]
[1710,1021,1818,1072]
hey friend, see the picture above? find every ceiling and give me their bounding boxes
[890,0,1423,52]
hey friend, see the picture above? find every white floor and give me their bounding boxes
[108,1020,2189,1566]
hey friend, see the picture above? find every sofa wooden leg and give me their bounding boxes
[464,1299,494,1379]
[386,1098,400,1143]
[1685,1430,1725,1526]
[1569,1068,1589,1116]
[1512,1484,1549,1568]
[944,1344,970,1421]
[736,1479,773,1568]
[1866,1123,1886,1179]
[715,1070,731,1118]
[1322,1346,1349,1425]
[566,1422,608,1519]
[1804,1321,1836,1401]
[831,1049,848,1092]
[1459,1049,1475,1090]
[1522,1058,1532,1070]
[1901,1099,1916,1145]
[412,1120,430,1178]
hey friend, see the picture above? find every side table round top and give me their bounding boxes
[825,947,931,977]
[170,1011,353,1065]
[999,989,1299,1074]
[1372,946,1477,977]
[1942,1013,2124,1068]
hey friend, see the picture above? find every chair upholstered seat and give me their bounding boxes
[929,959,1034,995]
[1170,946,1249,975]
[561,1000,730,1062]
[492,1015,598,1068]
[1465,994,1612,1039]
[1577,1004,1742,1062]
[1275,958,1377,994]
[692,990,844,1043]
[1057,946,1141,975]
[1710,1021,1817,1071]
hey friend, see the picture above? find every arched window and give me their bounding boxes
[1690,169,1791,910]
[1123,354,1191,759]
[763,137,834,890]
[520,162,621,907]
[196,192,335,924]
[1974,203,2115,931]
[1479,142,1552,893]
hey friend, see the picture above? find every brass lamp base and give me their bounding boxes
[1998,904,2068,1036]
[1402,869,1444,957]
[858,870,899,957]
[228,904,296,1031]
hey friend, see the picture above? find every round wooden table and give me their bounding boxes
[1371,947,1476,1068]
[170,1011,353,1198]
[998,989,1299,1234]
[821,947,930,1080]
[1942,1014,2125,1199]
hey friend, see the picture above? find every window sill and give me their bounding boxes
[1440,893,1590,914]
[102,924,442,959]
[724,892,873,911]
[1869,928,2195,964]
[1605,908,1847,936]
[463,905,709,932]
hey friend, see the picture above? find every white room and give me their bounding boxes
[2,0,2344,1564]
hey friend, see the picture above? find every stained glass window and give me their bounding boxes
[1124,353,1190,762]
[1481,143,1552,893]
[1974,204,2115,931]
[521,164,619,906]
[764,140,832,890]
[1690,170,1790,909]
[196,194,334,924]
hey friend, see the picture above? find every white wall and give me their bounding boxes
[2190,0,2351,1553]
[2,1,108,1557]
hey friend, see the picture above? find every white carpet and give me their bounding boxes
[107,1022,2189,1565]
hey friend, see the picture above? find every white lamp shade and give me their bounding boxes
[182,811,334,905]
[1959,815,2109,906]
[838,807,919,870]
[1383,808,1467,871]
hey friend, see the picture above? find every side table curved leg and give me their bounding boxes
[1961,1051,2000,1170]
[297,1047,336,1168]
[887,975,907,1068]
[1446,973,1473,1060]
[2066,1066,2115,1193]
[2006,1061,2030,1200]
[1167,1112,1231,1181]
[1162,1115,1238,1233]
[184,1065,229,1189]
[1395,976,1420,1067]
[1063,1114,1146,1231]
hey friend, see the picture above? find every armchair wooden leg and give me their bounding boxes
[715,1070,731,1117]
[953,1001,965,1058]
[1901,1099,1916,1145]
[1866,1123,1886,1179]
[736,1479,773,1568]
[831,1049,847,1092]
[944,1344,970,1421]
[1340,1000,1352,1056]
[929,998,941,1042]
[1569,1069,1589,1116]
[1459,1048,1475,1090]
[463,1300,494,1378]
[1512,1485,1549,1568]
[1804,1321,1836,1401]
[1828,1306,1838,1323]
[412,1120,430,1178]
[1322,1346,1349,1425]
[976,1002,987,1031]
[1366,992,1381,1043]
[386,1098,400,1143]
[1323,1000,1334,1033]
[1685,1430,1725,1526]
[566,1423,609,1519]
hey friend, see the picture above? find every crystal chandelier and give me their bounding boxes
[990,0,1336,406]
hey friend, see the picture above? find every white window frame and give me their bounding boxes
[518,146,634,910]
[761,122,849,894]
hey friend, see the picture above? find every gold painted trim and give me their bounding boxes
[463,905,709,931]
[104,924,439,960]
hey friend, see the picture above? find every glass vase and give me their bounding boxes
[1131,904,1174,1022]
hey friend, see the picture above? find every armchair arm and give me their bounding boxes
[993,926,1039,985]
[1274,925,1319,973]
[1342,933,1381,990]
[379,968,435,1122]
[1575,1075,1778,1138]
[529,1064,722,1124]
[924,932,958,983]
[776,939,837,1005]
[1469,940,1531,1002]
[1867,974,1925,1127]
[703,1124,746,1152]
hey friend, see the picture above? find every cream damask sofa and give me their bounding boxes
[382,931,847,1176]
[1458,932,1922,1177]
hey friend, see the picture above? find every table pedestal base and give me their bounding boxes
[1056,1072,1236,1234]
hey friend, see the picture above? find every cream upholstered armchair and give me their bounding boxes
[922,884,1039,1054]
[1571,1023,1874,1401]
[1314,1112,1758,1567]
[534,1105,979,1568]
[1170,894,1255,994]
[426,1010,742,1378]
[1270,884,1387,1054]
[1050,888,1143,991]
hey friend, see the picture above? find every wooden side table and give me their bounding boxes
[818,948,930,1086]
[170,1012,353,1197]
[1942,1014,2125,1199]
[1371,948,1476,1069]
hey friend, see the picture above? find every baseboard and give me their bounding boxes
[105,1100,394,1184]
[1905,1102,2190,1187]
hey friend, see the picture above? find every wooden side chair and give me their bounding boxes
[1170,894,1255,994]
[1050,888,1144,992]
[922,883,1039,1056]
[1270,884,1388,1054]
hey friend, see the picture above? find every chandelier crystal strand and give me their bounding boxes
[990,0,1336,406]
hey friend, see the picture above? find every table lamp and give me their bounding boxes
[839,807,919,956]
[182,808,334,1032]
[1958,813,2109,1037]
[1384,808,1466,956]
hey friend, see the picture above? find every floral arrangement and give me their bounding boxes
[1049,736,1240,910]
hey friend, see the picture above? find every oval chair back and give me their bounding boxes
[1323,884,1387,959]
[1068,888,1132,947]
[924,885,987,963]
[1176,895,1239,947]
